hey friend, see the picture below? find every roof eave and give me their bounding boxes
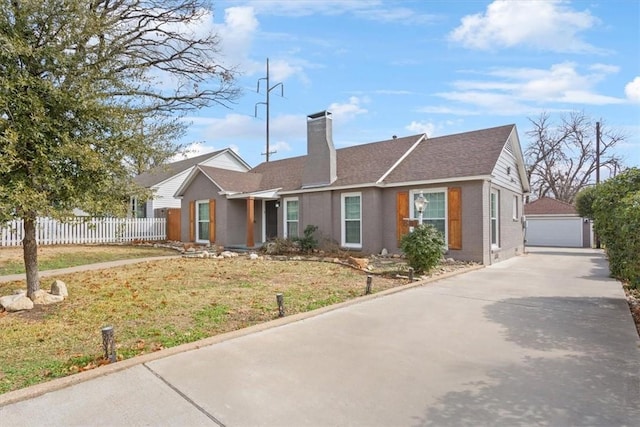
[276,175,492,195]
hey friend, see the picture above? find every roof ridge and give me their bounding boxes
[376,134,426,183]
[531,196,575,207]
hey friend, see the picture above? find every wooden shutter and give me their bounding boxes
[208,199,216,243]
[448,187,462,250]
[246,197,255,248]
[189,200,195,242]
[397,191,410,247]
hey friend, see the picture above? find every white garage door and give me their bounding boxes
[526,217,583,247]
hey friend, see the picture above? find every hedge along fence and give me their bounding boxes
[587,167,640,288]
[0,217,166,247]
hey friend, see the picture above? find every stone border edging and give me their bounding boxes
[0,263,484,407]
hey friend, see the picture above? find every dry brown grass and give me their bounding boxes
[0,245,176,275]
[0,256,413,394]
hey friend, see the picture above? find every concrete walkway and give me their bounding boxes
[0,255,182,283]
[1,248,638,426]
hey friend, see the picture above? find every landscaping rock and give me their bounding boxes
[380,248,388,256]
[31,290,64,306]
[0,292,34,312]
[220,251,238,258]
[249,253,259,260]
[347,256,369,270]
[51,280,68,297]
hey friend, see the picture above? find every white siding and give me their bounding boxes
[200,151,250,172]
[491,135,523,194]
[149,168,194,211]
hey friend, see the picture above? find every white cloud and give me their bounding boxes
[625,77,640,103]
[240,1,436,24]
[416,106,479,116]
[429,62,624,116]
[406,121,435,137]
[328,96,368,122]
[214,6,259,70]
[217,7,259,53]
[181,112,306,161]
[449,0,600,53]
[269,140,292,153]
[170,142,212,161]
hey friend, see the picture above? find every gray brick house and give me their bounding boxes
[174,111,530,265]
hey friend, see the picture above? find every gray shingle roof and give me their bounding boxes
[383,125,515,184]
[196,125,516,194]
[198,166,263,193]
[133,150,226,188]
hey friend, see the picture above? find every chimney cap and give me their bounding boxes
[307,110,332,120]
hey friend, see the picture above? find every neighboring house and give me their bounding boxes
[524,197,591,248]
[175,111,531,265]
[132,149,251,218]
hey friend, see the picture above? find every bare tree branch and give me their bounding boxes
[525,111,626,203]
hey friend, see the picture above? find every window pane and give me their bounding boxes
[413,192,445,219]
[424,192,445,218]
[345,221,360,244]
[344,196,360,220]
[198,202,209,219]
[490,191,499,246]
[198,222,209,241]
[287,200,298,221]
[491,220,497,245]
[287,221,298,238]
[490,193,497,217]
[425,219,446,237]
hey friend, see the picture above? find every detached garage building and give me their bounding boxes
[524,197,592,248]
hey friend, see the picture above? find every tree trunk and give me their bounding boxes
[23,213,40,299]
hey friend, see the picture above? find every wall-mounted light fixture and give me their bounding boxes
[275,201,280,208]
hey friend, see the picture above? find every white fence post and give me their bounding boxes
[0,217,167,247]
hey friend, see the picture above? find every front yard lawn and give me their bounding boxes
[0,245,177,275]
[0,256,413,394]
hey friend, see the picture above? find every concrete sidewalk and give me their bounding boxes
[1,248,638,426]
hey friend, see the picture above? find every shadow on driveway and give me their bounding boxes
[416,296,640,427]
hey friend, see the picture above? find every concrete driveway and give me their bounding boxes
[1,247,638,426]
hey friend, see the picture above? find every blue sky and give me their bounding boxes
[177,0,640,172]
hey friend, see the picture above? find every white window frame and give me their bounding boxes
[195,200,210,243]
[409,188,448,243]
[283,197,299,239]
[512,195,519,221]
[341,192,362,248]
[491,190,500,248]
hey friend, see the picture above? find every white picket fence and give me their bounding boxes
[0,217,166,247]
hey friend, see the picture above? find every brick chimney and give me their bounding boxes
[302,111,337,188]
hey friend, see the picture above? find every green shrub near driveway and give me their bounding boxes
[400,224,446,274]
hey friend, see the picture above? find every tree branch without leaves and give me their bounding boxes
[525,112,625,203]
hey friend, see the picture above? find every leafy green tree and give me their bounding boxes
[0,0,240,299]
[400,224,445,274]
[591,168,640,287]
[575,185,598,219]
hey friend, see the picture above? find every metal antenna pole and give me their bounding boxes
[255,58,284,162]
[596,121,600,185]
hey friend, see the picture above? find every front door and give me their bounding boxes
[265,200,278,240]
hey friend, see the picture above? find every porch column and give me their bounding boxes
[246,197,255,247]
